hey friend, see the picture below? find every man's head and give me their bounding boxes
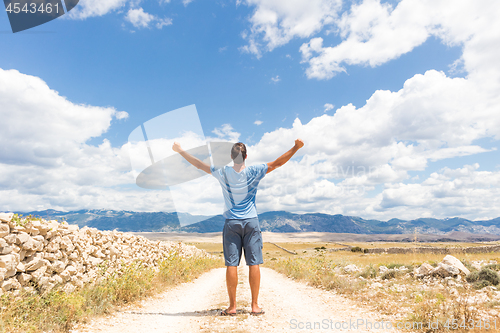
[231,142,247,164]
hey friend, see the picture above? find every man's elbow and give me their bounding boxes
[268,161,282,172]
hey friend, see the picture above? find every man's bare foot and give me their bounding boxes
[221,307,237,316]
[251,305,263,313]
[250,307,265,316]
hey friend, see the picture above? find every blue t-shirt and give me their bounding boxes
[211,164,268,219]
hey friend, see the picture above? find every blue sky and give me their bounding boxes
[1,0,500,221]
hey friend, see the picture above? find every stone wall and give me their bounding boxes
[0,213,209,296]
[365,245,500,254]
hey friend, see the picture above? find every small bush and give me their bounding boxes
[386,263,403,269]
[428,261,438,267]
[363,248,369,253]
[478,268,500,286]
[484,263,500,272]
[473,280,492,289]
[461,259,476,272]
[351,246,363,253]
[359,264,377,279]
[466,271,480,283]
[466,268,500,289]
[381,270,401,280]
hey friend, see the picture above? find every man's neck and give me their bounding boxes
[232,163,246,173]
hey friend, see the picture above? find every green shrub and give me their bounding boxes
[359,264,377,279]
[351,246,363,253]
[478,268,500,286]
[386,263,403,269]
[483,263,500,272]
[473,280,492,289]
[466,271,480,283]
[381,270,401,280]
[466,268,500,289]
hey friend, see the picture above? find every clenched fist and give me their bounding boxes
[172,142,183,153]
[295,138,304,149]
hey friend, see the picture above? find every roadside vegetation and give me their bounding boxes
[261,241,500,333]
[0,252,221,333]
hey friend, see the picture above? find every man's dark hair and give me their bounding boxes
[231,142,247,164]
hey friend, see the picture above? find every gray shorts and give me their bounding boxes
[223,217,263,266]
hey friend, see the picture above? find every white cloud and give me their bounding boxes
[374,164,500,220]
[69,0,130,19]
[4,1,500,220]
[211,124,241,142]
[323,103,334,112]
[126,8,154,28]
[0,68,141,212]
[244,64,500,219]
[156,17,173,29]
[254,120,263,125]
[2,62,500,220]
[0,68,127,167]
[300,0,500,80]
[239,0,342,57]
[182,0,194,6]
[125,8,172,29]
[270,75,280,83]
[69,0,172,29]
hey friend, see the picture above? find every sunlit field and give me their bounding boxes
[191,240,500,332]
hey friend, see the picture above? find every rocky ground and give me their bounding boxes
[334,255,500,324]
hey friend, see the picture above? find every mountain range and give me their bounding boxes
[10,209,500,236]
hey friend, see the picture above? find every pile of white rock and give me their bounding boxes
[0,213,210,295]
[414,255,471,278]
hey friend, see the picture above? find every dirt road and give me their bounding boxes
[73,266,402,333]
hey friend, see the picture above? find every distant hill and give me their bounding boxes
[10,209,500,236]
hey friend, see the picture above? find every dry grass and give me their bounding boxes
[257,241,500,332]
[343,242,494,249]
[0,253,221,333]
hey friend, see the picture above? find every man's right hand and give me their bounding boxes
[295,138,304,149]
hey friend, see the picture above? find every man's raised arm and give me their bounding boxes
[172,142,211,174]
[267,139,304,174]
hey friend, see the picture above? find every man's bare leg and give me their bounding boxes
[226,266,238,314]
[249,265,262,313]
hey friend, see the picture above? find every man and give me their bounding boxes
[172,138,304,316]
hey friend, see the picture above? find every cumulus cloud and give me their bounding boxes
[270,75,280,83]
[245,65,500,220]
[323,103,334,112]
[239,0,342,57]
[254,120,263,125]
[126,8,154,28]
[68,0,129,19]
[3,1,500,221]
[0,68,127,167]
[374,164,500,220]
[125,8,172,29]
[69,0,173,29]
[300,0,500,80]
[0,68,136,212]
[211,124,241,142]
